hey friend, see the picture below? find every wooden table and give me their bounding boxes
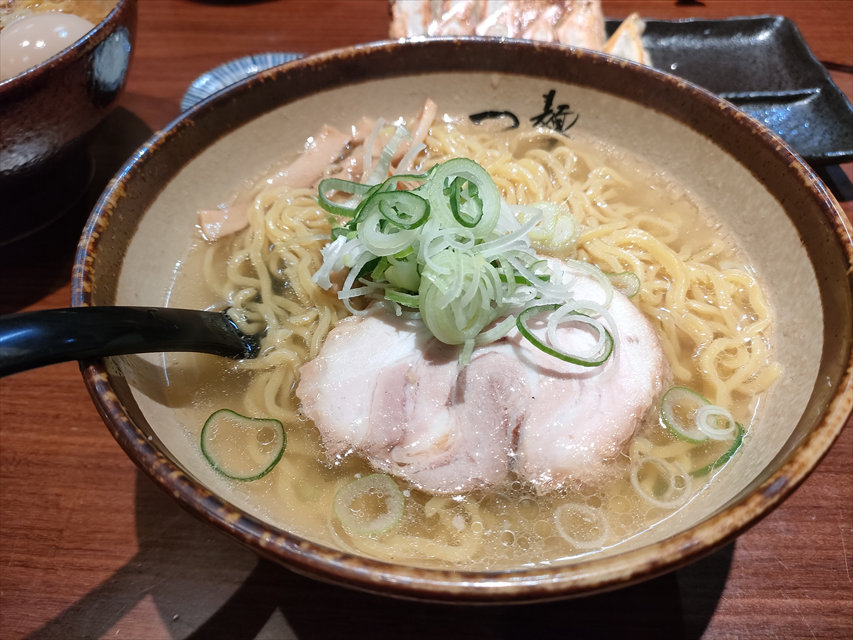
[1,1,851,637]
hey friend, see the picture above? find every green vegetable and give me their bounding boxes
[333,474,405,536]
[357,207,419,257]
[318,178,375,218]
[522,201,578,251]
[314,154,616,367]
[201,409,285,481]
[427,158,500,237]
[373,190,430,229]
[659,386,713,443]
[606,271,641,297]
[516,304,614,367]
[419,248,503,345]
[691,424,745,477]
[660,386,742,444]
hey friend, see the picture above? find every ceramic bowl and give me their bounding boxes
[72,39,852,603]
[0,0,137,182]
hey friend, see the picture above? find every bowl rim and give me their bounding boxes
[0,0,134,91]
[73,37,853,603]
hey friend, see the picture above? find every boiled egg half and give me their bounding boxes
[0,12,95,81]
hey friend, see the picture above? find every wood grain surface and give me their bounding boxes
[1,1,851,638]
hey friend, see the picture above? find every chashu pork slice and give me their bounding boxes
[297,311,529,494]
[296,271,667,495]
[506,276,668,489]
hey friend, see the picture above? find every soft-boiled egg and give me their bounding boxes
[0,12,95,81]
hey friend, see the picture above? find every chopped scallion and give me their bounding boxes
[313,154,617,366]
[333,474,405,536]
[659,386,712,443]
[606,271,641,297]
[516,303,613,367]
[691,424,744,477]
[201,409,285,481]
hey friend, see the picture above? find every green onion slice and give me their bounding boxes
[516,303,614,367]
[420,251,502,345]
[317,178,375,218]
[659,386,712,443]
[385,288,420,308]
[330,226,356,241]
[201,409,286,481]
[694,404,739,440]
[447,176,483,227]
[381,172,430,189]
[427,158,500,238]
[357,209,419,257]
[333,474,405,536]
[606,271,641,297]
[367,190,430,229]
[691,424,745,477]
[334,172,430,222]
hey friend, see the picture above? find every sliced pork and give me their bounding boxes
[297,312,530,493]
[197,125,350,241]
[508,278,668,489]
[296,274,667,495]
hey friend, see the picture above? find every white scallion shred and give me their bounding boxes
[366,125,410,185]
[361,117,385,180]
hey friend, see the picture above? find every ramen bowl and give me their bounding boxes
[0,0,137,181]
[73,39,852,603]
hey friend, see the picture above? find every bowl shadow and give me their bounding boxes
[28,470,733,639]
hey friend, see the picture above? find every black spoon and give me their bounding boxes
[0,306,262,377]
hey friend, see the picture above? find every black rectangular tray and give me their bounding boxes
[606,15,853,165]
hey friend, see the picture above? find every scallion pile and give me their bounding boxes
[313,155,621,366]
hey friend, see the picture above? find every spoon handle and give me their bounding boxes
[0,306,261,377]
